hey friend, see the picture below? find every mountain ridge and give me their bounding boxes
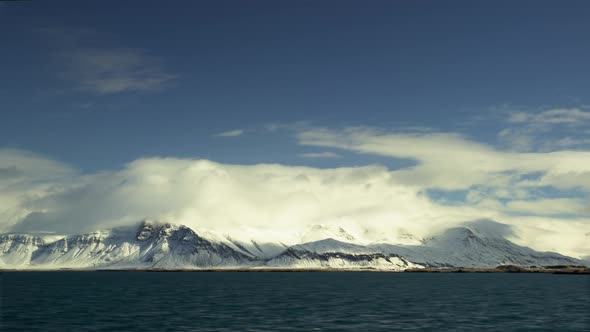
[0,220,586,270]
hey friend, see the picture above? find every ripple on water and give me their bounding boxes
[1,272,589,331]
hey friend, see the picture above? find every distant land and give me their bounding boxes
[2,265,589,274]
[1,220,587,271]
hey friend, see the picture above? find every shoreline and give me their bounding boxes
[1,265,589,274]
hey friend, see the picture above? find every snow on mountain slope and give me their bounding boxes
[299,224,356,243]
[195,228,290,259]
[372,221,585,268]
[0,221,254,269]
[298,224,424,246]
[267,238,423,270]
[290,238,372,254]
[0,219,585,270]
[0,234,64,267]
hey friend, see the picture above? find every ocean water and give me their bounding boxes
[1,272,588,331]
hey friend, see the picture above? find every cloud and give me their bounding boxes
[292,124,590,254]
[497,127,542,152]
[299,152,341,158]
[0,149,75,183]
[499,107,590,152]
[0,149,76,232]
[539,137,590,151]
[1,149,589,258]
[45,28,177,94]
[297,127,590,193]
[6,157,453,241]
[61,48,177,94]
[508,108,590,125]
[505,198,590,216]
[214,129,244,137]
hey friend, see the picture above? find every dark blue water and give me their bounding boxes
[1,272,588,331]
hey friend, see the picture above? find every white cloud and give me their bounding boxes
[497,128,537,152]
[501,216,590,258]
[297,127,590,192]
[299,152,341,158]
[0,149,76,232]
[499,107,590,152]
[497,125,550,152]
[214,129,244,137]
[539,137,590,151]
[6,157,455,241]
[1,150,589,258]
[0,149,75,182]
[497,128,590,153]
[505,198,589,216]
[508,108,590,125]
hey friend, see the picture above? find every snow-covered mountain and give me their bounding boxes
[299,224,357,243]
[267,238,421,270]
[0,221,254,269]
[0,220,585,270]
[372,225,584,268]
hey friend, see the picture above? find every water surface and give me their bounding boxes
[1,272,588,331]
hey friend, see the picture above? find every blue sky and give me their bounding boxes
[1,1,589,255]
[1,0,589,170]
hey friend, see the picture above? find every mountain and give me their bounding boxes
[299,224,356,243]
[0,220,585,270]
[267,238,421,270]
[372,223,584,268]
[0,221,253,269]
[197,230,290,260]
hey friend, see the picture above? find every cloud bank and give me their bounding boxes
[297,127,590,194]
[1,144,588,259]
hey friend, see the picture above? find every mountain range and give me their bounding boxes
[0,220,585,270]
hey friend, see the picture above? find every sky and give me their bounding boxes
[1,1,589,258]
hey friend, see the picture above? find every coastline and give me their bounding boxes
[1,265,589,274]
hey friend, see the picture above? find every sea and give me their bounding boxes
[1,271,588,331]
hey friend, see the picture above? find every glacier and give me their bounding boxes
[0,220,586,270]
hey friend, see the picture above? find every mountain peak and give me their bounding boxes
[301,224,356,243]
[135,220,176,241]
